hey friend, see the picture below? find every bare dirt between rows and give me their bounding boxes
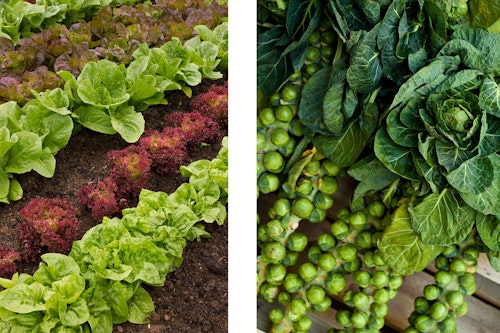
[0,77,228,333]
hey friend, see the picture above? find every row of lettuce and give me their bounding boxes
[0,136,228,333]
[0,21,228,203]
[0,0,147,44]
[0,0,228,104]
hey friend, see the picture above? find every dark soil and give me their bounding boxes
[0,77,228,332]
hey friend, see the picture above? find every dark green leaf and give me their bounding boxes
[479,76,500,117]
[313,121,366,168]
[346,24,383,94]
[257,26,293,96]
[446,155,493,195]
[374,127,422,180]
[323,61,347,135]
[347,155,399,201]
[298,67,333,134]
[476,213,500,251]
[386,106,418,147]
[435,139,474,172]
[479,112,500,157]
[409,188,476,246]
[460,153,500,215]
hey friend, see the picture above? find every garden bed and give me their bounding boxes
[0,78,228,332]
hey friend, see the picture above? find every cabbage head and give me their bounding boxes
[374,28,499,247]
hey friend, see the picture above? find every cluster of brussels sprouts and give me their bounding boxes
[403,236,480,333]
[259,199,405,333]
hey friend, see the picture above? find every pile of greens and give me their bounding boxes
[257,0,499,332]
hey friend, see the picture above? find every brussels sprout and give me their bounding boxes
[446,290,464,308]
[429,301,448,322]
[306,63,320,76]
[309,208,327,223]
[338,244,358,262]
[306,46,321,62]
[388,274,403,290]
[402,327,419,333]
[349,211,367,229]
[353,270,371,288]
[272,198,292,218]
[279,136,297,157]
[318,253,337,272]
[368,200,386,218]
[269,308,285,324]
[258,172,280,193]
[462,246,480,262]
[295,314,313,331]
[299,262,318,282]
[257,132,266,151]
[289,298,307,318]
[440,316,457,333]
[435,270,453,288]
[449,258,467,275]
[372,253,386,267]
[305,160,321,176]
[367,316,385,330]
[278,291,291,305]
[424,284,441,301]
[322,160,341,176]
[258,224,269,242]
[319,176,338,195]
[363,251,375,268]
[371,302,389,318]
[314,192,335,210]
[287,232,308,252]
[308,30,321,44]
[266,263,287,285]
[443,245,458,258]
[270,128,290,147]
[259,107,276,126]
[414,297,430,314]
[320,31,336,45]
[350,310,369,328]
[352,291,370,311]
[296,178,314,195]
[336,309,352,327]
[264,242,287,262]
[281,84,299,103]
[318,233,336,251]
[370,271,389,289]
[289,118,304,136]
[434,255,450,271]
[373,288,390,304]
[292,198,314,219]
[266,219,285,240]
[263,151,285,173]
[455,301,468,316]
[275,105,294,122]
[326,272,346,295]
[307,285,326,305]
[284,273,304,293]
[260,283,279,302]
[282,251,298,267]
[313,295,332,312]
[414,314,434,332]
[308,245,322,264]
[321,46,334,61]
[356,230,374,250]
[343,256,362,273]
[270,92,281,107]
[336,208,351,221]
[459,272,476,296]
[331,220,349,240]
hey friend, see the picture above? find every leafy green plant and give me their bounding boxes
[0,136,228,332]
[257,0,500,332]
